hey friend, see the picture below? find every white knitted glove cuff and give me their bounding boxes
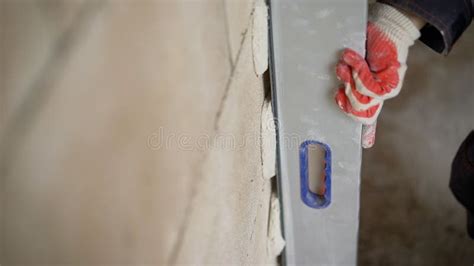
[369,3,421,47]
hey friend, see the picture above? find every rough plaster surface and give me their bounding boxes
[224,0,255,66]
[252,0,268,76]
[359,26,474,265]
[262,100,276,179]
[1,0,276,264]
[268,192,285,258]
[173,26,273,264]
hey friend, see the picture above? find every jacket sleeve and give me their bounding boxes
[450,131,474,238]
[378,0,473,55]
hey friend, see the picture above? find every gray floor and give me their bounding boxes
[359,26,474,265]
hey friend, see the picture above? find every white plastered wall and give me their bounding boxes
[0,0,280,264]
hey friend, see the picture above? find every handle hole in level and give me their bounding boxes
[299,140,331,209]
[308,144,326,196]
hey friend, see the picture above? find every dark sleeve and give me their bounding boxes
[378,0,473,55]
[450,131,474,239]
[450,131,474,216]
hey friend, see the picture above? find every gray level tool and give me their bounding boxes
[268,0,367,265]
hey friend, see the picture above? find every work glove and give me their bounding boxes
[335,3,421,125]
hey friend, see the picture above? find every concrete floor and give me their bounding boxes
[359,25,474,265]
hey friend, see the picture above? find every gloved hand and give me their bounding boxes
[335,3,421,125]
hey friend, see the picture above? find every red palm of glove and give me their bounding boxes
[335,22,408,124]
[334,62,381,120]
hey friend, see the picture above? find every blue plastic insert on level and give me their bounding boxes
[299,140,332,209]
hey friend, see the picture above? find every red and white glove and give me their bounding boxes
[335,3,421,125]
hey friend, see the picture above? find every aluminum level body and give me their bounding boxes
[269,0,367,265]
